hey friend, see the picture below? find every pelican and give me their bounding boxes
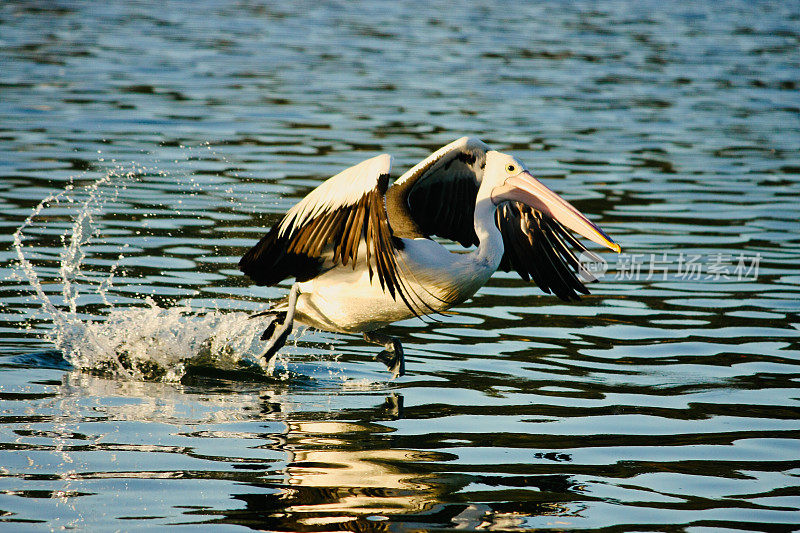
[240,137,620,377]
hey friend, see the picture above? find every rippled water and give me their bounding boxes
[2,1,799,531]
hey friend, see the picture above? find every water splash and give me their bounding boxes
[12,170,273,382]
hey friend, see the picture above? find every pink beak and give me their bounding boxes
[492,171,621,253]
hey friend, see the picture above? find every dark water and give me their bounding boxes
[2,0,800,531]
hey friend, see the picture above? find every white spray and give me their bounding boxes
[12,170,274,382]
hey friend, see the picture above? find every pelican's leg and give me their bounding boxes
[260,284,299,363]
[363,330,405,378]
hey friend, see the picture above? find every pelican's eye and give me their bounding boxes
[506,164,517,173]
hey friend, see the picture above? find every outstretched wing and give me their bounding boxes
[389,137,597,301]
[386,136,488,247]
[239,154,419,312]
[495,202,597,302]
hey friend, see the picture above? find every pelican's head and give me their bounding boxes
[485,151,620,252]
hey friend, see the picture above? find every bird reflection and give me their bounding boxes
[211,393,585,532]
[238,392,455,528]
[51,372,586,531]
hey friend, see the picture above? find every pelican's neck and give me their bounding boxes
[473,196,504,269]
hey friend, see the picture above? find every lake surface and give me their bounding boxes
[1,1,799,531]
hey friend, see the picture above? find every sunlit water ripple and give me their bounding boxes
[1,1,799,531]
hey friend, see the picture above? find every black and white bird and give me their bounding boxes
[239,137,620,377]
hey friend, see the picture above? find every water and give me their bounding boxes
[1,0,799,530]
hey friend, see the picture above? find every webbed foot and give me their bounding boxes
[257,285,298,365]
[364,331,406,378]
[257,312,288,341]
[261,317,292,362]
[375,340,405,378]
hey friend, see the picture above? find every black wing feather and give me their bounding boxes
[238,225,321,286]
[406,171,480,247]
[387,137,487,247]
[495,202,592,302]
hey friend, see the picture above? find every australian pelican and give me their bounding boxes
[240,137,620,377]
